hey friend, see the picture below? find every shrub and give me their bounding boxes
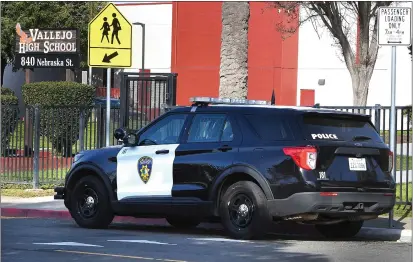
[22,81,95,156]
[402,106,412,127]
[1,87,19,156]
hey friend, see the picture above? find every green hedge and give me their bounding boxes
[1,87,19,155]
[403,106,412,126]
[22,82,95,156]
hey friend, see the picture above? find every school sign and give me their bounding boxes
[14,23,80,69]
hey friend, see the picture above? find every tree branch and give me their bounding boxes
[314,2,355,74]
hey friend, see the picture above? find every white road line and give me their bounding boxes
[33,242,103,247]
[188,237,252,243]
[107,240,177,245]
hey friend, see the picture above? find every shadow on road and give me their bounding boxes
[363,216,408,230]
[107,223,333,262]
[103,219,397,243]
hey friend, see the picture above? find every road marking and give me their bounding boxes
[107,240,177,245]
[55,250,188,262]
[1,216,33,219]
[33,242,103,247]
[188,237,251,243]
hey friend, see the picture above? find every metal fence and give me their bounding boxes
[1,105,125,186]
[1,103,411,212]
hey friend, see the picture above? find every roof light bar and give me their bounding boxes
[190,97,271,105]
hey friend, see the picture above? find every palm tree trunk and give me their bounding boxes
[219,2,250,99]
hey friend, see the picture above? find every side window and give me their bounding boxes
[221,119,234,142]
[138,114,188,145]
[187,114,232,143]
[244,114,294,141]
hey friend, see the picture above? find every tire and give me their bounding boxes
[69,175,114,229]
[219,181,271,240]
[315,220,364,239]
[166,216,201,229]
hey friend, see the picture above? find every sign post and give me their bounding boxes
[378,6,411,228]
[88,3,133,146]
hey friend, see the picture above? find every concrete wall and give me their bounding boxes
[116,2,173,73]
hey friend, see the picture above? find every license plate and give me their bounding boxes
[348,158,367,171]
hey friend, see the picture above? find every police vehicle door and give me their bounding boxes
[116,113,189,200]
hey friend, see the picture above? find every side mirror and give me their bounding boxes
[114,128,127,141]
[114,128,139,146]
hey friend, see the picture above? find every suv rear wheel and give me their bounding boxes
[219,181,271,240]
[315,220,364,238]
[69,175,114,229]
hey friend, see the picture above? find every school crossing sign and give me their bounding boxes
[88,3,132,67]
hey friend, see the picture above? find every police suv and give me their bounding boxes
[54,97,396,239]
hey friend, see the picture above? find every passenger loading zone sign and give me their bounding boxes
[88,3,132,68]
[378,6,411,46]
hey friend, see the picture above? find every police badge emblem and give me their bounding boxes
[138,156,152,184]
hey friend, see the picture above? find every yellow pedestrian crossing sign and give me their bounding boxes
[88,3,132,68]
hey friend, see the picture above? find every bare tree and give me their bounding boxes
[267,2,392,106]
[219,2,250,99]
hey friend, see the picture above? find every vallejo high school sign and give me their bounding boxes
[14,24,80,69]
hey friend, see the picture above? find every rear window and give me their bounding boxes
[244,114,294,141]
[301,114,383,142]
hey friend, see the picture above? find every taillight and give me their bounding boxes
[320,192,338,196]
[388,151,394,172]
[283,146,317,170]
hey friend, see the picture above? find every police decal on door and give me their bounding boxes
[138,156,152,184]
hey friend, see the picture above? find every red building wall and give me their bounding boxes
[172,2,299,106]
[172,2,222,106]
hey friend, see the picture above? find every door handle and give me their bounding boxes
[155,149,169,155]
[217,145,232,152]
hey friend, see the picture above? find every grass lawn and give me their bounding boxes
[6,115,147,154]
[380,130,412,144]
[396,155,412,171]
[1,189,54,198]
[393,183,412,218]
[0,168,68,184]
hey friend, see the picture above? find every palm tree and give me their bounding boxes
[219,2,250,99]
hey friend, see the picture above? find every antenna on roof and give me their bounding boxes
[312,103,320,108]
[270,90,276,105]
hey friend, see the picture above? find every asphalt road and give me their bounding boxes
[1,217,411,262]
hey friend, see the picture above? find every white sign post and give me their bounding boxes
[378,6,411,228]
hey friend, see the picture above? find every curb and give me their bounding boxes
[0,208,166,225]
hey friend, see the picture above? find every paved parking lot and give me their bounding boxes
[1,217,412,262]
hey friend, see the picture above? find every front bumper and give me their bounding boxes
[54,186,65,200]
[268,192,396,218]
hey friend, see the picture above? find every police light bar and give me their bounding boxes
[189,97,271,105]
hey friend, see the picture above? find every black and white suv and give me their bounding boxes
[55,97,396,239]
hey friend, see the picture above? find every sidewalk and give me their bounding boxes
[1,196,411,242]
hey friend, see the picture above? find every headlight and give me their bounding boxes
[73,153,84,163]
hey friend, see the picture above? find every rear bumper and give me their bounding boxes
[268,192,396,218]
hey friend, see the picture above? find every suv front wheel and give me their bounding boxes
[315,220,364,238]
[219,181,271,240]
[69,175,114,229]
